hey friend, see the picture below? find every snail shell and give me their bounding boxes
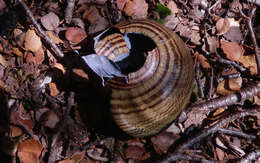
[83,19,194,137]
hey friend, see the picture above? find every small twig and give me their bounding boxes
[158,106,260,163]
[189,84,260,112]
[195,60,204,98]
[17,0,64,58]
[65,0,75,24]
[217,57,247,72]
[239,7,260,75]
[47,92,75,163]
[217,73,241,83]
[217,128,256,139]
[246,0,260,6]
[208,68,214,98]
[238,149,260,163]
[208,0,222,16]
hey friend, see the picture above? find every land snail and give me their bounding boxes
[82,19,195,138]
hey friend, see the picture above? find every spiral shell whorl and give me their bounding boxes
[96,19,194,137]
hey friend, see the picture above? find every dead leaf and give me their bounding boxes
[216,18,230,35]
[0,0,6,12]
[125,145,145,159]
[49,82,60,96]
[151,132,176,155]
[13,28,25,47]
[221,41,244,61]
[0,54,7,67]
[164,15,181,30]
[12,47,23,56]
[40,110,60,129]
[167,1,179,15]
[88,18,109,34]
[83,6,102,24]
[239,55,257,75]
[40,12,60,31]
[46,31,63,44]
[25,47,45,64]
[24,29,42,53]
[217,81,232,95]
[205,35,219,53]
[72,68,89,81]
[18,139,43,163]
[228,77,242,91]
[71,151,86,162]
[184,106,209,128]
[124,0,148,19]
[10,126,23,138]
[117,0,127,10]
[65,27,87,44]
[197,53,211,69]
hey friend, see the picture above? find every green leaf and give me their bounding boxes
[156,3,171,19]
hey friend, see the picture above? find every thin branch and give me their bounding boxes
[189,84,260,112]
[217,128,256,139]
[239,7,260,75]
[65,0,75,24]
[158,106,260,163]
[17,0,64,58]
[47,92,75,163]
[238,149,260,163]
[195,60,204,98]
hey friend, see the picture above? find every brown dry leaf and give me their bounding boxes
[228,77,242,91]
[71,151,86,162]
[0,0,6,12]
[124,0,148,19]
[53,63,66,74]
[87,148,109,162]
[205,35,219,53]
[197,53,211,69]
[184,106,209,128]
[221,41,244,61]
[217,80,233,95]
[163,15,181,30]
[0,79,4,88]
[49,82,60,96]
[13,28,25,47]
[83,6,102,24]
[24,29,42,53]
[10,126,23,138]
[17,139,43,163]
[57,160,74,163]
[125,145,145,159]
[239,55,257,75]
[88,18,109,34]
[12,47,23,56]
[11,104,34,136]
[216,18,230,35]
[151,132,175,155]
[0,54,7,67]
[215,147,226,161]
[65,27,87,44]
[40,12,60,31]
[25,47,45,64]
[167,1,179,15]
[46,31,63,44]
[72,68,89,81]
[117,0,127,10]
[40,110,60,129]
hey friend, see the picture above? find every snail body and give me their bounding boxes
[82,19,194,137]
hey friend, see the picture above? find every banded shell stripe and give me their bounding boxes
[108,20,193,137]
[95,33,130,61]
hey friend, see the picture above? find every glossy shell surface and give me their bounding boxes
[96,19,194,137]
